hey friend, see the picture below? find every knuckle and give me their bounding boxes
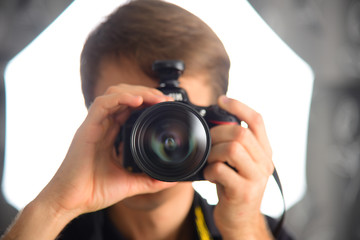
[251,111,264,126]
[211,162,224,176]
[92,95,103,106]
[90,96,108,114]
[149,88,162,95]
[105,84,129,94]
[266,162,275,175]
[227,142,240,160]
[143,90,156,98]
[105,85,118,94]
[233,126,248,142]
[267,147,273,158]
[260,157,274,176]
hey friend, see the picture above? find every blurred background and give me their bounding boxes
[247,1,360,239]
[0,0,359,239]
[248,0,360,239]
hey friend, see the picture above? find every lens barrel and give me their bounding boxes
[131,102,210,181]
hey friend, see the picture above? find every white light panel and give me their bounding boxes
[3,0,314,217]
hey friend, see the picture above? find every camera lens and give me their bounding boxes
[131,102,210,181]
[149,118,196,164]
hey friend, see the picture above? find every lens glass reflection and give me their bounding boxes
[147,118,196,164]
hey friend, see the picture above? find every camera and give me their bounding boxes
[120,60,240,182]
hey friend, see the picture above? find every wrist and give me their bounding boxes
[2,197,78,240]
[220,214,274,240]
[30,195,79,227]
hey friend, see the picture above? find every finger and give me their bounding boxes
[126,174,178,196]
[114,108,132,125]
[203,162,243,195]
[87,90,172,125]
[111,168,178,197]
[210,125,274,176]
[136,91,174,106]
[217,96,272,157]
[87,92,143,125]
[105,84,173,105]
[105,83,164,97]
[211,125,272,169]
[207,142,259,179]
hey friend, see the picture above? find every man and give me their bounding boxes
[1,1,292,239]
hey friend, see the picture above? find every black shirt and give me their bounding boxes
[58,191,293,240]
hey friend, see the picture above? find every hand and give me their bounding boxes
[203,96,274,240]
[1,84,177,240]
[37,84,176,219]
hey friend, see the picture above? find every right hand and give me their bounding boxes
[35,84,176,220]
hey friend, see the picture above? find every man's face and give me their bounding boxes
[94,57,215,210]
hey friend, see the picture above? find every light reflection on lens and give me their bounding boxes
[148,119,196,163]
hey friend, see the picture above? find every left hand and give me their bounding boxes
[203,96,274,240]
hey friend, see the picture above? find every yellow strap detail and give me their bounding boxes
[194,206,213,240]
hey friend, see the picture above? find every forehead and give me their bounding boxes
[95,57,215,106]
[95,57,157,95]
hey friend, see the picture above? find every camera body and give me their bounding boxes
[121,60,240,182]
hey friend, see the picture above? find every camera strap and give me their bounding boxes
[194,205,213,240]
[272,167,286,238]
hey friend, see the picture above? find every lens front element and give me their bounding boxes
[150,118,196,163]
[131,102,210,181]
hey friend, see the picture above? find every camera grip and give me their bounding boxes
[204,105,240,128]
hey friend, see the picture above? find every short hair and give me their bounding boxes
[80,0,230,107]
